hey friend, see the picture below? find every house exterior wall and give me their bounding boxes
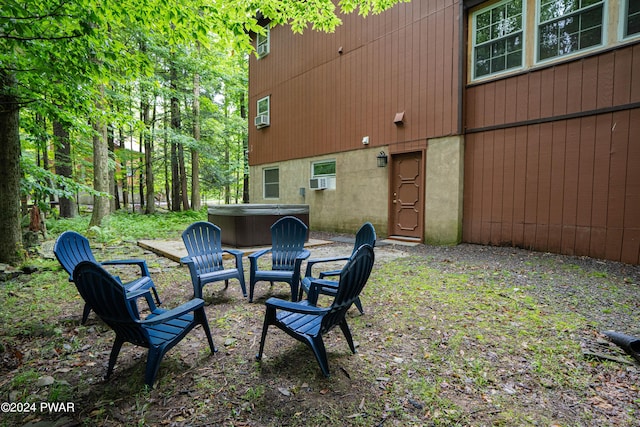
[249,147,389,234]
[248,0,639,263]
[248,0,463,241]
[248,0,461,164]
[463,43,640,264]
[425,136,465,245]
[463,110,640,264]
[250,135,464,244]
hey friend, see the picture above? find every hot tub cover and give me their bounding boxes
[207,204,309,216]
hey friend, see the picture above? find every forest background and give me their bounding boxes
[0,0,407,265]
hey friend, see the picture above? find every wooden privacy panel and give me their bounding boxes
[463,109,640,264]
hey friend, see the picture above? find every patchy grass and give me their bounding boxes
[1,216,639,426]
[354,260,592,426]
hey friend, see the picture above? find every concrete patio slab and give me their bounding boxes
[138,238,334,263]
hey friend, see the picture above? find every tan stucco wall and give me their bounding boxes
[424,135,464,245]
[249,147,389,236]
[249,137,464,243]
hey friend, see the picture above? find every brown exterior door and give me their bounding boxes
[390,151,424,240]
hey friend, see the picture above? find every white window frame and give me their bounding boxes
[468,0,640,83]
[263,167,279,199]
[621,0,640,39]
[256,27,270,58]
[536,0,606,63]
[311,159,336,190]
[471,0,525,80]
[255,96,270,128]
[311,159,336,178]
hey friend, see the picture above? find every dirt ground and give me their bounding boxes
[2,232,640,426]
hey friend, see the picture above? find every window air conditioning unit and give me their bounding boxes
[257,45,268,57]
[254,115,270,128]
[309,177,328,190]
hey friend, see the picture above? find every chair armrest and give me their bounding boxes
[292,250,311,286]
[307,278,339,304]
[265,297,328,315]
[142,298,205,325]
[296,249,311,261]
[306,279,323,305]
[310,278,339,290]
[126,288,153,301]
[249,249,271,272]
[125,287,158,311]
[248,248,271,260]
[179,256,201,297]
[308,255,350,265]
[318,270,341,279]
[304,255,350,276]
[223,249,244,258]
[223,249,244,269]
[101,259,151,276]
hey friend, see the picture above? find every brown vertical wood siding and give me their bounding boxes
[463,45,640,264]
[248,0,460,165]
[249,0,639,264]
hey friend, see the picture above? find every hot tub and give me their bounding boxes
[208,204,309,247]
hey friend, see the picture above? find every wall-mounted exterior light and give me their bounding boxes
[377,151,388,167]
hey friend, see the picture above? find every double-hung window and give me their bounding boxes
[624,0,640,38]
[264,167,279,199]
[472,0,524,79]
[256,27,270,58]
[255,96,270,128]
[538,0,604,61]
[468,0,640,82]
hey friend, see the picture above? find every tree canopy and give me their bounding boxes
[0,0,408,264]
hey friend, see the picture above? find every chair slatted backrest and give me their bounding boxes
[354,222,377,253]
[182,222,225,274]
[73,261,149,347]
[54,231,98,280]
[270,216,308,271]
[321,244,375,334]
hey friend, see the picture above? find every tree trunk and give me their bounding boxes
[139,130,145,211]
[107,126,117,211]
[89,85,111,227]
[170,111,180,211]
[224,144,231,204]
[144,93,155,214]
[53,121,77,218]
[178,142,189,210]
[41,117,57,209]
[170,64,181,211]
[0,71,24,264]
[240,92,250,203]
[163,104,171,211]
[191,72,201,210]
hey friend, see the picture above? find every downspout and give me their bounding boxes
[458,0,465,135]
[457,0,467,243]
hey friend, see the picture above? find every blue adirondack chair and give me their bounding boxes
[72,260,217,388]
[248,216,310,302]
[298,222,376,314]
[181,221,247,299]
[54,230,161,324]
[256,244,375,377]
